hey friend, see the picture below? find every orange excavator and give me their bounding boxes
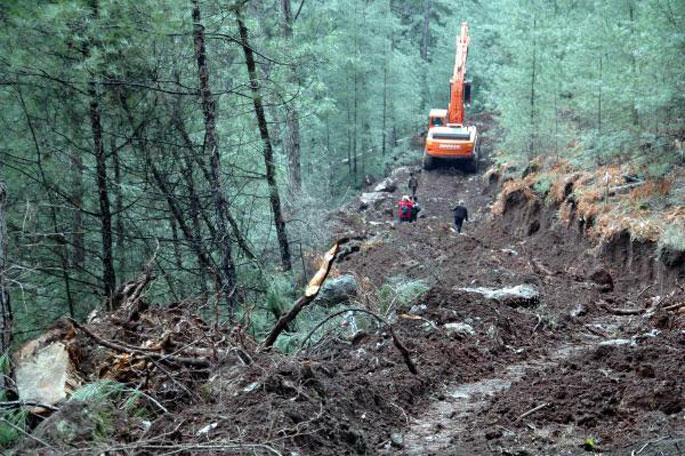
[424,22,478,171]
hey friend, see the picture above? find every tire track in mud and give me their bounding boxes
[395,343,588,455]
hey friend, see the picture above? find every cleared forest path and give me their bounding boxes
[334,160,684,455]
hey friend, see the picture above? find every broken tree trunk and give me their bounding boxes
[262,241,342,349]
[109,269,155,317]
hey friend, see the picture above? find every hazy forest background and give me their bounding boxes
[0,0,683,345]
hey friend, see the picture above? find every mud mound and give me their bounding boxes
[483,331,685,451]
[139,287,549,455]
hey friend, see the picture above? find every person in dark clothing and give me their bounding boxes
[452,200,468,233]
[410,196,421,222]
[408,172,419,199]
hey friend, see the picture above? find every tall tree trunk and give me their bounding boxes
[346,98,352,176]
[597,53,603,163]
[420,0,432,112]
[529,16,537,158]
[171,143,209,293]
[0,181,14,399]
[169,214,183,271]
[113,139,125,275]
[236,11,292,272]
[147,159,218,278]
[353,70,358,186]
[421,0,432,61]
[89,83,116,307]
[172,110,255,262]
[382,58,388,158]
[280,0,302,194]
[627,1,640,132]
[192,0,238,307]
[71,152,85,268]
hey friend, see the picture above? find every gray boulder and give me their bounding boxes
[314,274,358,307]
[373,177,397,193]
[359,192,391,210]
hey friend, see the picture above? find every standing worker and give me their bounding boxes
[452,200,468,233]
[398,195,415,223]
[408,171,419,199]
[410,196,421,222]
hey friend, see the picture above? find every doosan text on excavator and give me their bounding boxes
[424,22,479,172]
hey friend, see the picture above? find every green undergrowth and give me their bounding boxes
[70,380,146,415]
[242,272,429,353]
[0,380,152,450]
[0,406,28,449]
[378,276,430,315]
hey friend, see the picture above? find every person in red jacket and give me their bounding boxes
[398,195,414,223]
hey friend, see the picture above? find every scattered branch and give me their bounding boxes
[299,307,418,375]
[515,402,548,422]
[0,400,59,412]
[603,305,644,316]
[662,301,685,312]
[636,284,653,298]
[68,318,210,368]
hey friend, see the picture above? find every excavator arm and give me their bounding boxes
[448,22,470,125]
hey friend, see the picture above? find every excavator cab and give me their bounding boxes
[428,109,447,130]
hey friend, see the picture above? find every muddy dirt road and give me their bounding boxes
[324,161,685,455]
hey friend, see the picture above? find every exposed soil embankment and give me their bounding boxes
[490,165,685,291]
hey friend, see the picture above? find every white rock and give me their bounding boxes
[196,422,218,436]
[14,340,76,406]
[373,177,397,193]
[360,192,390,206]
[444,322,476,337]
[457,284,540,305]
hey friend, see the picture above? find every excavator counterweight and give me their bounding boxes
[424,22,478,171]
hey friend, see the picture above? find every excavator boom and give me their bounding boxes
[448,22,470,125]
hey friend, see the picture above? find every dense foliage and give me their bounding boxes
[0,0,682,341]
